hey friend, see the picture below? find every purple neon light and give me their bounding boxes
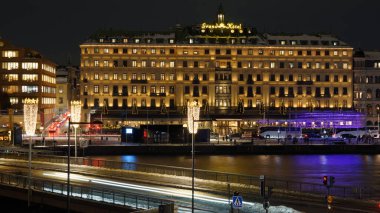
[259,111,365,128]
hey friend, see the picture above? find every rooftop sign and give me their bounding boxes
[201,22,242,30]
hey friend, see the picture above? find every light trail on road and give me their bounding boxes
[43,171,300,213]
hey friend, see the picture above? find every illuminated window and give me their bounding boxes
[142,61,146,67]
[94,73,99,80]
[103,85,109,93]
[22,62,38,70]
[112,39,116,43]
[94,60,99,67]
[2,51,18,58]
[343,63,348,69]
[333,51,338,56]
[122,74,127,80]
[169,39,174,44]
[4,74,18,81]
[141,73,146,80]
[104,48,109,54]
[160,73,165,80]
[150,86,156,93]
[132,60,137,67]
[22,86,38,93]
[160,61,165,67]
[132,86,137,94]
[2,62,18,70]
[194,51,199,55]
[151,61,156,67]
[132,73,137,80]
[113,73,118,80]
[132,49,137,54]
[22,74,38,82]
[189,38,194,44]
[10,97,18,105]
[160,86,165,93]
[103,60,109,67]
[258,49,264,55]
[270,62,276,68]
[160,49,165,54]
[151,49,156,54]
[279,50,285,56]
[104,73,109,80]
[151,74,155,80]
[169,61,175,68]
[169,74,175,80]
[141,86,146,93]
[123,39,128,43]
[94,85,99,93]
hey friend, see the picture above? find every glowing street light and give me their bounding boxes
[187,101,200,213]
[70,100,81,157]
[23,98,38,207]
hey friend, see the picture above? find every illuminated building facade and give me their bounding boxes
[80,6,355,137]
[0,39,56,126]
[353,51,380,126]
[56,65,80,114]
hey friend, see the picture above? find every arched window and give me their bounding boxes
[366,89,372,99]
[367,104,373,115]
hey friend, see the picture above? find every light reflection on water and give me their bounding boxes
[89,154,380,187]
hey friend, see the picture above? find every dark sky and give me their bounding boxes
[1,0,379,65]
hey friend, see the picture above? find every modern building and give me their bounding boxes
[353,50,380,127]
[0,38,56,127]
[56,65,80,114]
[80,6,357,139]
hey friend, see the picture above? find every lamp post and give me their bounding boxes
[70,101,81,157]
[277,128,280,144]
[376,105,380,136]
[24,98,38,207]
[187,101,200,213]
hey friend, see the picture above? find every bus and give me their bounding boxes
[259,126,302,139]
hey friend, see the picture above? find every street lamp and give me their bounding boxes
[187,101,200,213]
[277,128,280,144]
[376,105,380,136]
[70,100,81,157]
[23,98,38,207]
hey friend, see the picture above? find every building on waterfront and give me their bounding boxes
[353,50,380,127]
[56,65,80,114]
[0,38,56,128]
[79,5,359,140]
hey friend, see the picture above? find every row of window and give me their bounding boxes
[85,47,348,57]
[8,97,55,105]
[0,85,55,94]
[1,74,56,84]
[85,72,349,83]
[83,97,349,109]
[86,59,350,70]
[354,89,380,99]
[354,76,380,84]
[2,51,18,58]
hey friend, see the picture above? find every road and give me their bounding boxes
[0,158,378,212]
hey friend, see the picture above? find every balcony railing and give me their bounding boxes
[296,81,313,85]
[150,93,166,97]
[215,67,232,71]
[131,79,148,84]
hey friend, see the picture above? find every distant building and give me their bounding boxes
[79,5,356,138]
[353,50,380,126]
[0,38,56,127]
[56,65,80,114]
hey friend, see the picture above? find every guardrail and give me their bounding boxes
[0,171,173,210]
[0,151,377,200]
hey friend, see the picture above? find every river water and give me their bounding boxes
[89,154,380,187]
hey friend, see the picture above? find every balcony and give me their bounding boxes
[131,79,148,84]
[193,92,200,97]
[192,79,200,84]
[246,79,254,85]
[296,81,313,85]
[83,92,88,96]
[215,67,232,72]
[83,79,88,83]
[112,93,119,96]
[150,93,166,97]
[247,93,254,97]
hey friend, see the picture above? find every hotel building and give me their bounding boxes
[0,38,56,127]
[80,6,357,138]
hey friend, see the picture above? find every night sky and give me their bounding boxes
[1,0,379,65]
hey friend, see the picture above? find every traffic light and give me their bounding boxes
[323,176,328,185]
[329,176,335,187]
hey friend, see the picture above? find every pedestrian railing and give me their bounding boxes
[0,171,173,210]
[0,151,377,200]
